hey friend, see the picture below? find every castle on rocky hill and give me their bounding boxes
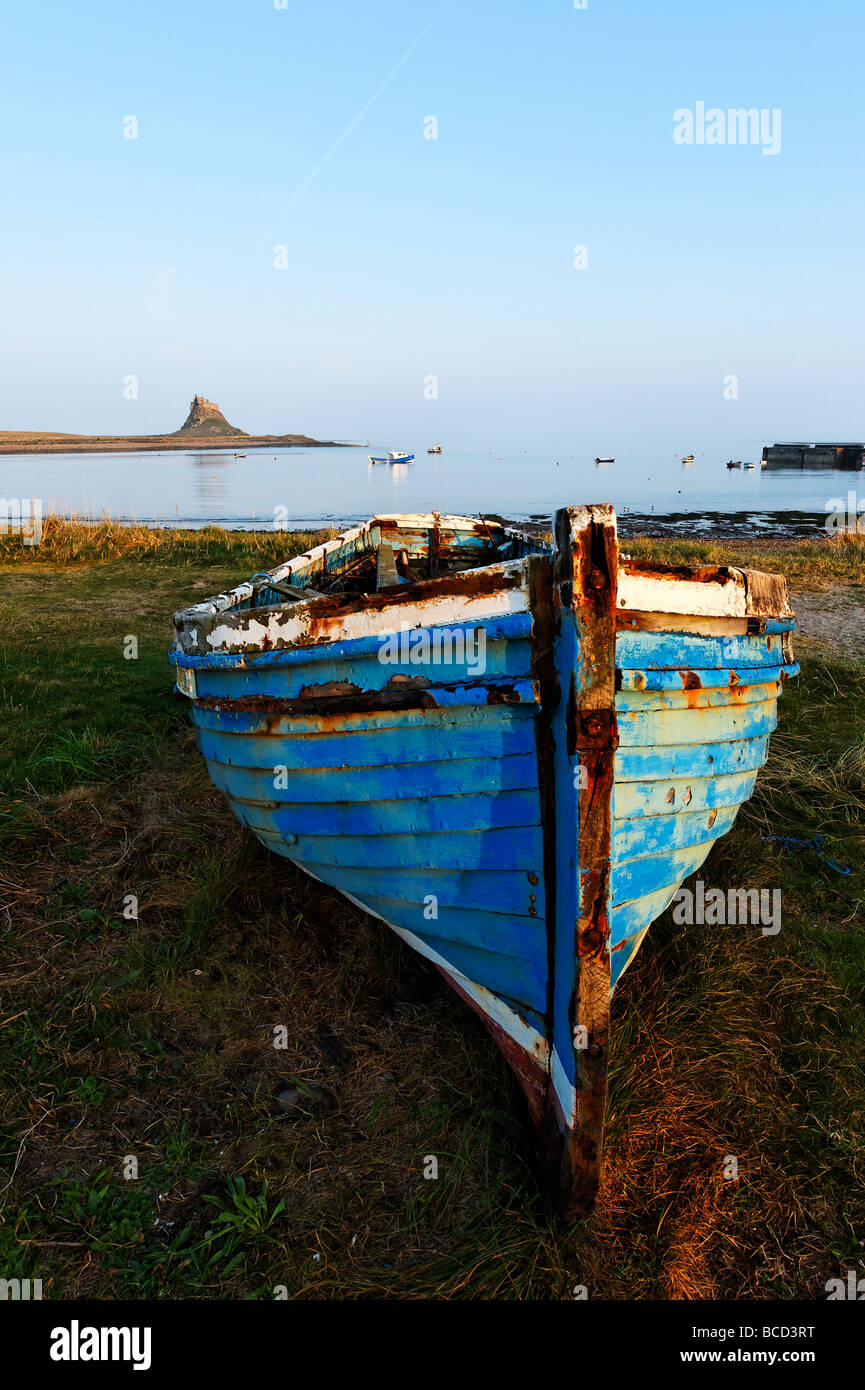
[179,394,244,435]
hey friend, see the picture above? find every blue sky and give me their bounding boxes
[1,0,863,452]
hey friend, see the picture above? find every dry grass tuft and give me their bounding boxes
[0,513,333,567]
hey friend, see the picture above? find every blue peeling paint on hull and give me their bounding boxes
[170,507,798,1214]
[179,625,794,1006]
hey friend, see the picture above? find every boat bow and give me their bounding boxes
[170,507,798,1216]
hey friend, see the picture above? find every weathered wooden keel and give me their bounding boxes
[529,507,618,1216]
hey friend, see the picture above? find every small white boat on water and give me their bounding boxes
[369,450,415,464]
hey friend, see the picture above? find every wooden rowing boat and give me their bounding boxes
[170,506,798,1214]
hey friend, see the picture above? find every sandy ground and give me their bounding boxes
[789,587,865,660]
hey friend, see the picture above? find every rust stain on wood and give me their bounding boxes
[620,560,739,586]
[742,568,794,619]
[567,507,618,1216]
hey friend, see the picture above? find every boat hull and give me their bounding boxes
[171,508,797,1214]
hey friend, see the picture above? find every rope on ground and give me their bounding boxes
[761,833,850,875]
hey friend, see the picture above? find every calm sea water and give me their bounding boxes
[2,445,861,532]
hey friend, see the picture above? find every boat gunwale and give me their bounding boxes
[172,557,534,658]
[173,514,552,626]
[172,511,796,660]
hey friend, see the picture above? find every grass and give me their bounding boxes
[0,523,862,1299]
[621,530,865,587]
[0,514,332,567]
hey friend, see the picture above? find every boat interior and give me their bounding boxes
[242,515,551,611]
[173,510,792,648]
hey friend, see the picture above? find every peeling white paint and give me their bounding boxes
[551,1048,577,1127]
[174,511,791,660]
[618,570,746,618]
[204,560,531,652]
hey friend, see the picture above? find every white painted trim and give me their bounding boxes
[204,560,531,652]
[176,511,792,635]
[176,511,786,644]
[177,521,379,622]
[372,512,497,530]
[617,569,746,618]
[177,514,513,625]
[550,1048,577,1127]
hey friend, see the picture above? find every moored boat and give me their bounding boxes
[369,450,415,464]
[170,506,797,1215]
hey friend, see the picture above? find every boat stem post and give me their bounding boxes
[542,504,618,1217]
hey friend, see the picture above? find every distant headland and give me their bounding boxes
[0,395,360,454]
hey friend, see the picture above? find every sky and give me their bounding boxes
[1,0,864,453]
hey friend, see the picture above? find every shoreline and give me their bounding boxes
[0,434,360,455]
[0,506,844,539]
[132,509,843,540]
[1,508,854,545]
